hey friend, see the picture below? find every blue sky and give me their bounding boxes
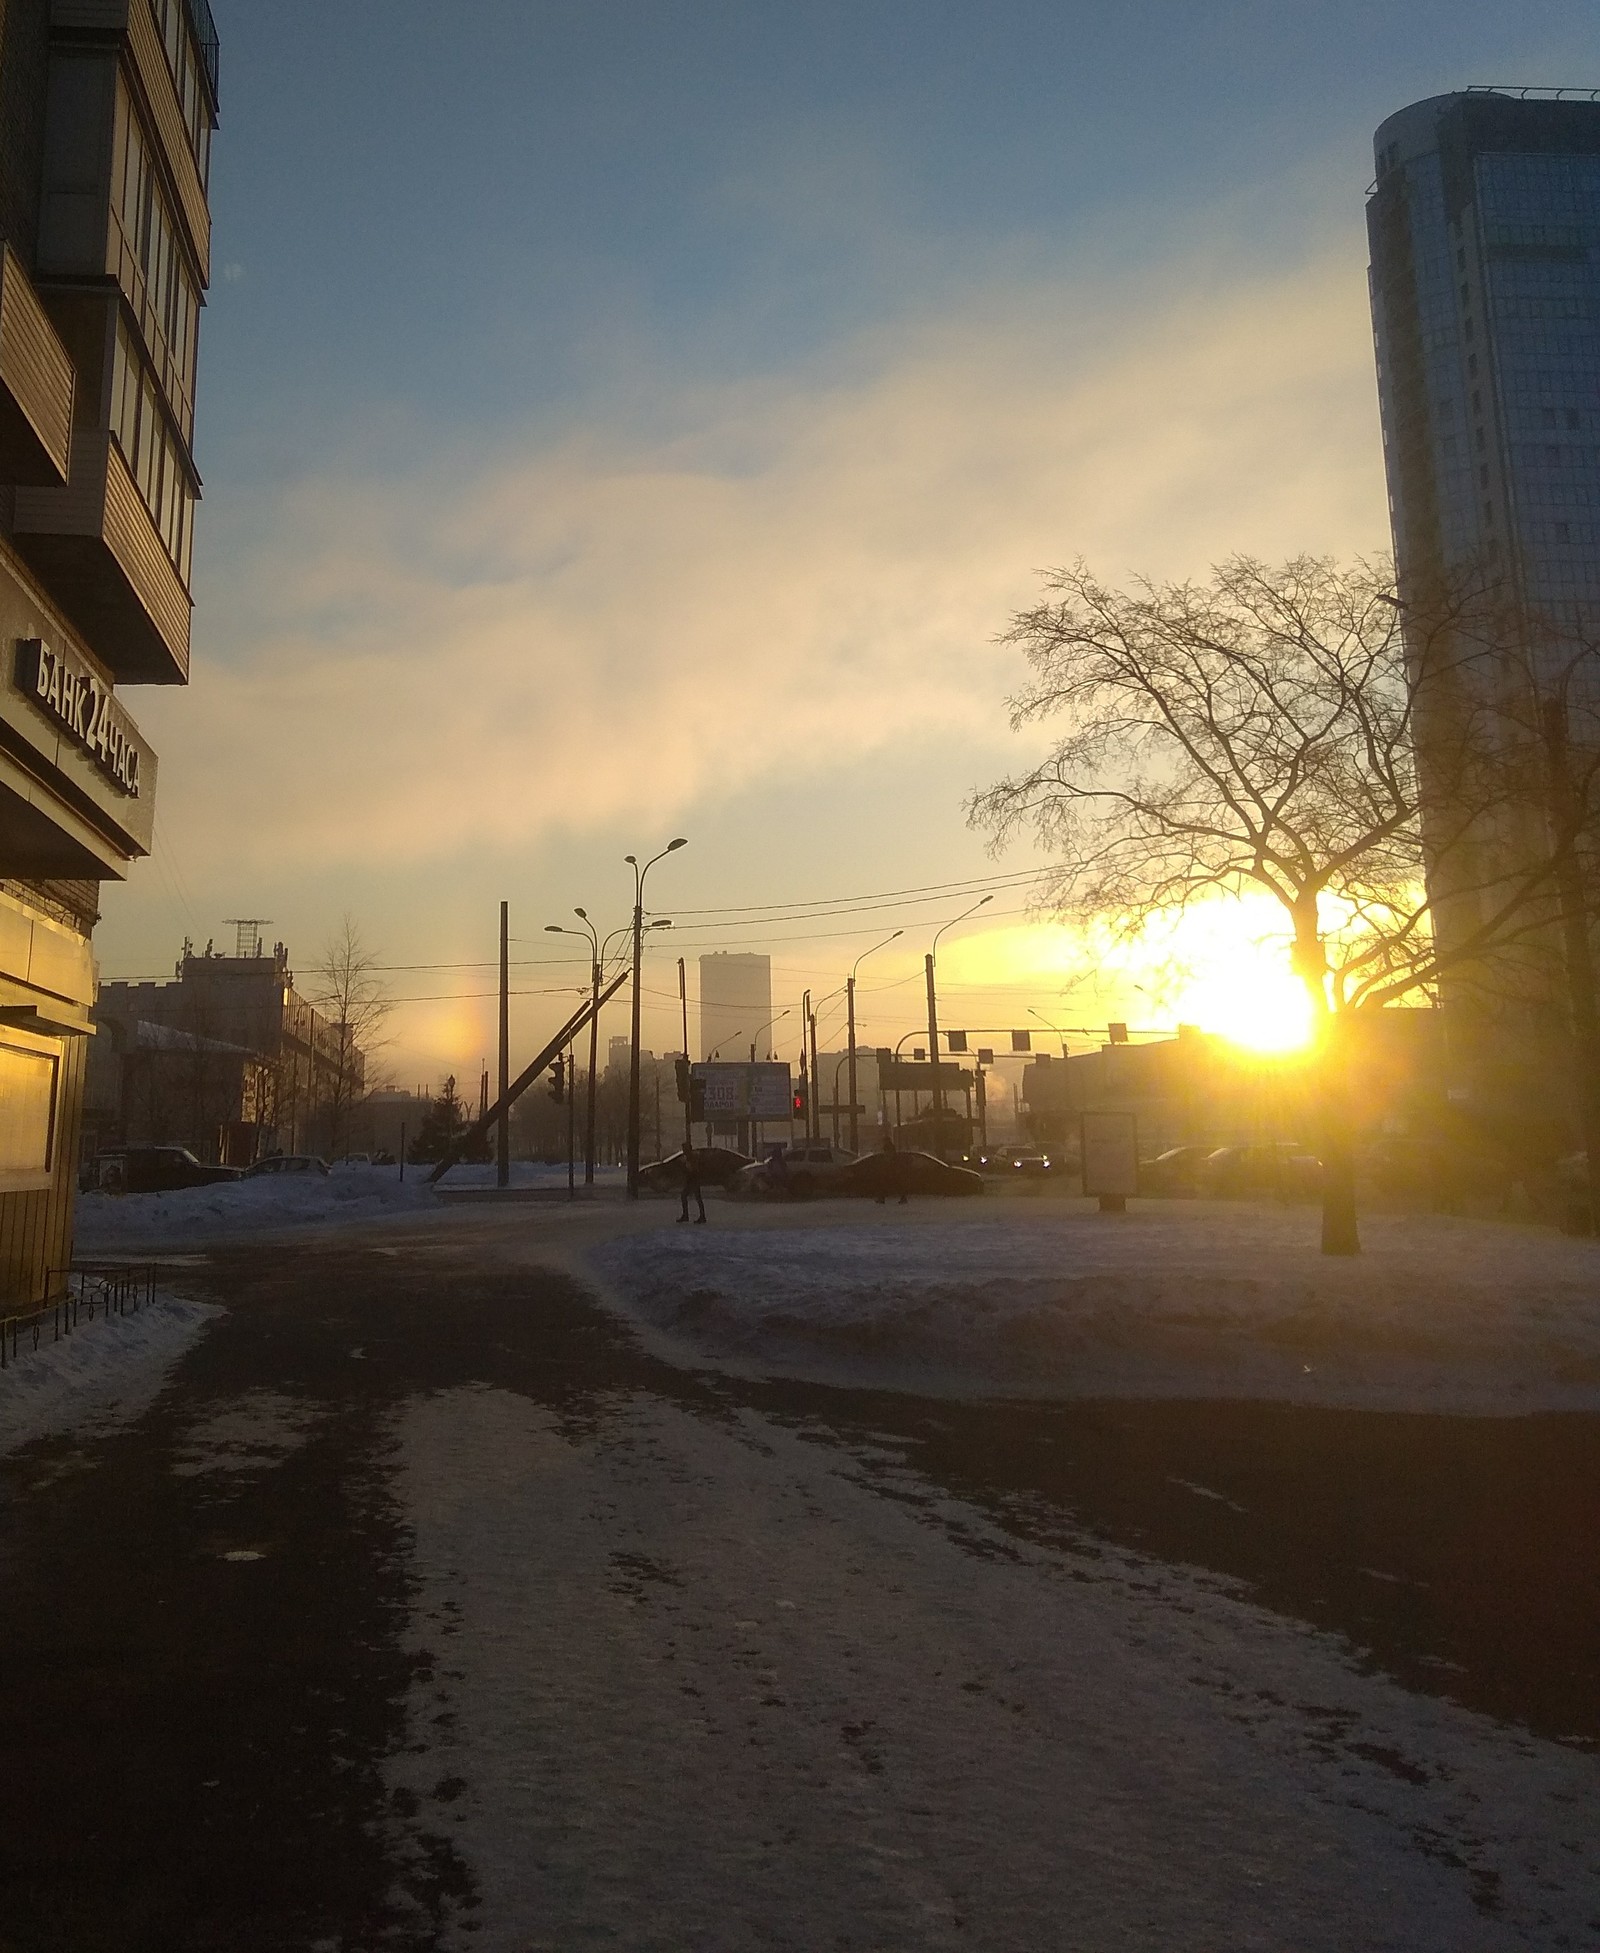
[98,1,1600,1079]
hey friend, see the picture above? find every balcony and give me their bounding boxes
[0,245,74,487]
[12,428,190,684]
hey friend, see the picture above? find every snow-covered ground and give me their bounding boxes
[386,1383,1600,1950]
[0,1291,220,1456]
[71,1159,618,1250]
[585,1202,1600,1413]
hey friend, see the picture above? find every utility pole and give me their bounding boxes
[497,900,510,1189]
[924,897,992,1163]
[679,957,693,1147]
[925,952,944,1161]
[846,977,859,1155]
[626,839,687,1197]
[585,945,600,1186]
[799,989,810,1140]
[847,930,899,1156]
[808,1001,820,1141]
[628,888,643,1196]
[567,1040,577,1198]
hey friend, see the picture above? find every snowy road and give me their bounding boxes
[1,1207,1597,1949]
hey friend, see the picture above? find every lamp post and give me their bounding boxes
[626,840,687,1196]
[798,988,810,1138]
[926,896,992,1160]
[847,930,901,1155]
[746,1007,789,1062]
[545,912,632,1185]
[1028,1006,1070,1058]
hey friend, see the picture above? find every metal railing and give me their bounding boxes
[1,1263,158,1371]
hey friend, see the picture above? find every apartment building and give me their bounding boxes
[0,0,217,1310]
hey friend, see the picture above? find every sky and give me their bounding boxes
[95,0,1600,1086]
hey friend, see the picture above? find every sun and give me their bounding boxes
[1122,897,1318,1053]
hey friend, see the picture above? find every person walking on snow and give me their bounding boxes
[679,1139,707,1224]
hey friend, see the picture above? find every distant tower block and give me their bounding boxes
[699,952,773,1061]
[223,918,272,959]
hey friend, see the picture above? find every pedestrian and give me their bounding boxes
[876,1130,908,1206]
[679,1138,707,1225]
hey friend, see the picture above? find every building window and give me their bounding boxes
[148,0,215,185]
[111,314,196,583]
[0,1034,59,1192]
[110,79,201,433]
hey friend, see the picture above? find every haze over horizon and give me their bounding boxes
[94,0,1600,1084]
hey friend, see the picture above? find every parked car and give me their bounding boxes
[836,1149,984,1199]
[1138,1145,1213,1196]
[243,1154,331,1178]
[83,1147,242,1195]
[1199,1143,1321,1200]
[335,1153,374,1168]
[729,1143,858,1200]
[637,1147,752,1194]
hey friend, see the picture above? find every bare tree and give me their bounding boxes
[308,916,393,1161]
[971,554,1600,1253]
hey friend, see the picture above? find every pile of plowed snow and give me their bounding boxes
[587,1202,1600,1412]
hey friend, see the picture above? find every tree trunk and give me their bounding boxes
[1318,1011,1360,1256]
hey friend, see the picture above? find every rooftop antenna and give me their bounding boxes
[223,917,272,959]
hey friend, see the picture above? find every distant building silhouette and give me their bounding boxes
[698,953,773,1061]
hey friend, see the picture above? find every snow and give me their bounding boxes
[584,1200,1600,1414]
[0,1291,220,1457]
[71,1160,621,1251]
[385,1383,1600,1950]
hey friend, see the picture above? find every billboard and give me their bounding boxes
[692,1061,793,1121]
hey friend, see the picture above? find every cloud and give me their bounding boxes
[147,247,1388,879]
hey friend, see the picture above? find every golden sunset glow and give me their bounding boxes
[932,896,1318,1054]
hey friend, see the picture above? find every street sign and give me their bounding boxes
[692,1061,792,1120]
[875,1055,969,1092]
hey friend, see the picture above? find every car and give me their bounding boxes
[835,1149,984,1199]
[637,1147,752,1194]
[1199,1143,1321,1200]
[83,1147,242,1194]
[335,1153,374,1168]
[1138,1145,1213,1196]
[243,1154,331,1178]
[728,1143,859,1200]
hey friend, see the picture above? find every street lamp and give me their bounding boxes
[847,930,901,1154]
[1028,1006,1070,1058]
[626,840,687,1196]
[545,909,632,1185]
[926,895,992,1159]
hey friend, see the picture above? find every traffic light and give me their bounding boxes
[792,1080,807,1118]
[548,1054,565,1103]
[674,1055,692,1103]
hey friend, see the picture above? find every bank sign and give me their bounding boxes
[14,638,143,797]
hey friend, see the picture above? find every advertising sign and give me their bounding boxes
[1081,1110,1139,1205]
[692,1061,792,1120]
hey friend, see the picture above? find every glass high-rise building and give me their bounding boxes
[1368,90,1600,667]
[1367,91,1600,1148]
